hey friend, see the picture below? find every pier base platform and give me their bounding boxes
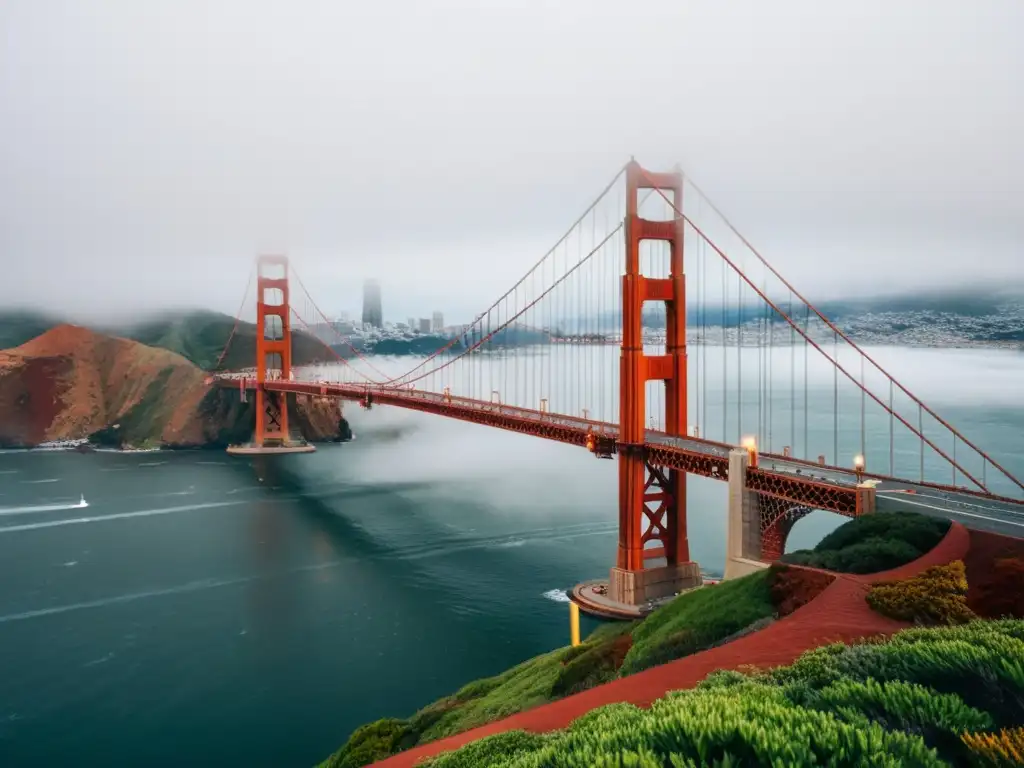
[571,563,705,621]
[226,443,316,456]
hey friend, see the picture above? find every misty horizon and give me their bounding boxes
[2,0,1022,323]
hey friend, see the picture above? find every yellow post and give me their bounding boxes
[569,601,581,647]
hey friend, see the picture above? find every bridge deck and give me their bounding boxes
[216,377,1024,531]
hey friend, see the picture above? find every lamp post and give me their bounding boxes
[741,436,758,468]
[854,454,865,483]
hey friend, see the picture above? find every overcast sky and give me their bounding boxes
[1,0,1022,324]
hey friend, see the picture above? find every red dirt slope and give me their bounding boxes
[0,324,210,445]
[0,325,344,447]
[374,523,972,767]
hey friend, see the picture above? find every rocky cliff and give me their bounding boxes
[0,325,349,449]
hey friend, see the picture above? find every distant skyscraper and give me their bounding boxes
[432,311,444,332]
[361,279,383,328]
[418,318,431,334]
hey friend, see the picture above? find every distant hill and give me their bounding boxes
[118,310,331,371]
[0,309,332,371]
[0,309,66,350]
[587,285,1024,344]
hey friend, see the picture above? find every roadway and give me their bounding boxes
[223,376,1024,537]
[640,431,1024,538]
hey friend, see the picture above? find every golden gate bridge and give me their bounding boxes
[209,159,1024,617]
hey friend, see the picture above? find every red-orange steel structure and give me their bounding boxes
[254,255,292,446]
[617,161,691,575]
[211,158,1024,608]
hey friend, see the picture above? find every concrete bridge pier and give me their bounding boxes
[725,448,770,580]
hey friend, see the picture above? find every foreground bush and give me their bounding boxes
[424,620,1024,768]
[866,560,976,626]
[783,511,950,574]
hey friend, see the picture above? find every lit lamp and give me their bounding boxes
[741,436,758,468]
[854,454,865,483]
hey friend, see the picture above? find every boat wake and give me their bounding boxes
[542,589,571,603]
[0,494,88,516]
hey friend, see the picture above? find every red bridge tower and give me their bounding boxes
[609,161,702,605]
[254,254,292,447]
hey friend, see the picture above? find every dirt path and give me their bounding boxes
[373,523,971,767]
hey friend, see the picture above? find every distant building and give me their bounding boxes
[407,317,417,331]
[432,311,444,332]
[362,280,383,328]
[418,318,432,334]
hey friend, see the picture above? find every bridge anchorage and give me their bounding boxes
[215,157,1024,620]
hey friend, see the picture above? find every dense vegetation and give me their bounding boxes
[867,560,977,626]
[782,511,951,574]
[321,571,776,767]
[422,620,1024,767]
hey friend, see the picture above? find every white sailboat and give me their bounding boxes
[78,494,89,508]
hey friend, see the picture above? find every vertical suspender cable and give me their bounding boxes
[804,304,810,459]
[736,271,742,441]
[889,379,895,475]
[722,262,728,442]
[860,355,866,466]
[768,299,774,452]
[919,404,925,481]
[790,292,795,454]
[833,329,838,464]
[701,230,708,436]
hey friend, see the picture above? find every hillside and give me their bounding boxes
[323,511,965,767]
[421,620,1024,767]
[0,309,333,372]
[118,309,333,371]
[0,324,348,448]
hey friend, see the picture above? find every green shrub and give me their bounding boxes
[427,682,945,767]
[428,621,1024,768]
[421,731,551,768]
[816,511,950,554]
[867,560,976,626]
[782,511,950,574]
[795,677,992,760]
[321,718,409,768]
[620,570,774,675]
[772,620,1024,728]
